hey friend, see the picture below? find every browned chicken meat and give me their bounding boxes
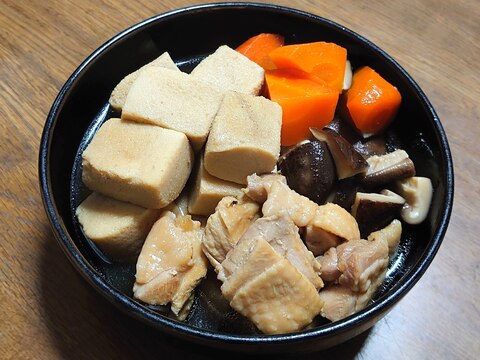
[220,235,324,334]
[316,247,342,282]
[319,274,387,322]
[318,285,357,322]
[238,215,323,289]
[310,203,361,247]
[317,236,389,321]
[242,173,287,203]
[218,214,323,289]
[201,174,397,331]
[316,219,402,322]
[336,238,389,293]
[304,226,343,258]
[220,235,283,298]
[133,211,208,318]
[367,219,402,255]
[230,258,324,334]
[204,202,324,334]
[262,180,318,226]
[202,195,260,272]
[244,173,360,255]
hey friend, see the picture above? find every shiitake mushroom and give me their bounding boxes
[310,127,368,179]
[353,136,387,158]
[361,149,416,188]
[326,114,402,157]
[395,176,433,225]
[278,140,336,205]
[328,177,362,211]
[325,115,361,145]
[351,190,405,238]
[278,114,426,236]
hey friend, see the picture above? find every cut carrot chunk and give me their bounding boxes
[265,69,339,146]
[236,33,285,70]
[268,41,347,92]
[346,66,402,137]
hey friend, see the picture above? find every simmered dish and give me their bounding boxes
[75,33,433,334]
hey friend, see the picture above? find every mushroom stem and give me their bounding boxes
[361,149,415,187]
[395,177,433,224]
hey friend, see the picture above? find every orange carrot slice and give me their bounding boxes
[236,33,285,70]
[268,41,347,92]
[265,68,339,146]
[346,66,402,137]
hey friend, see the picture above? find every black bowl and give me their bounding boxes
[39,2,454,353]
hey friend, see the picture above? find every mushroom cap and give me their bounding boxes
[310,127,368,180]
[278,140,337,205]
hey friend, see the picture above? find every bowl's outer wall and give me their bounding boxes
[39,2,453,353]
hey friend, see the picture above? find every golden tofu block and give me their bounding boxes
[121,67,224,151]
[188,155,243,216]
[109,52,180,112]
[190,45,265,95]
[82,118,193,209]
[204,91,282,184]
[75,192,160,261]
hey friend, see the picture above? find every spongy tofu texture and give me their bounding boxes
[82,118,193,209]
[204,91,282,184]
[75,192,160,261]
[190,45,265,95]
[188,154,243,216]
[109,52,180,112]
[121,67,224,151]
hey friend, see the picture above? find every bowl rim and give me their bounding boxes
[38,1,454,348]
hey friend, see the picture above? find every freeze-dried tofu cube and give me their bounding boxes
[204,91,282,184]
[190,45,265,95]
[109,52,180,112]
[188,155,243,216]
[75,192,160,261]
[122,67,224,151]
[82,118,193,209]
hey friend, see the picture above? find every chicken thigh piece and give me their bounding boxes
[243,173,287,203]
[316,247,342,283]
[336,237,389,293]
[230,258,324,334]
[239,215,323,289]
[133,211,208,317]
[244,173,360,256]
[220,235,284,298]
[171,230,209,316]
[319,270,387,322]
[367,219,402,255]
[219,235,323,334]
[202,195,260,272]
[262,180,319,227]
[318,237,389,321]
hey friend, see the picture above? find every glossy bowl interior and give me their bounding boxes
[39,2,453,353]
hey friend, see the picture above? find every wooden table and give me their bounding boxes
[1,0,478,358]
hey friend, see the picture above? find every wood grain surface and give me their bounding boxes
[1,0,479,358]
